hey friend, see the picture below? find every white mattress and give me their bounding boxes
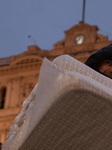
[3,55,112,150]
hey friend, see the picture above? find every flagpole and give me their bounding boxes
[82,0,86,23]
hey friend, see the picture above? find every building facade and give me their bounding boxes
[0,21,112,146]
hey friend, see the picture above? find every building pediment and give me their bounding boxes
[64,21,98,35]
[9,45,44,66]
[53,21,109,49]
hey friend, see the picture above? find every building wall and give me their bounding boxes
[0,21,112,147]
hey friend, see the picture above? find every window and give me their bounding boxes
[0,87,6,109]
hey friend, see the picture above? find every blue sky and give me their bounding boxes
[0,0,112,58]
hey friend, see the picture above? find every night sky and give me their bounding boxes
[0,0,112,58]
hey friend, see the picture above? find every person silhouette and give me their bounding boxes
[85,44,112,79]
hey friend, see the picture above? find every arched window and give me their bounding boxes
[0,87,6,109]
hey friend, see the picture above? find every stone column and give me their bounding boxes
[5,79,12,108]
[0,130,6,146]
[9,77,21,107]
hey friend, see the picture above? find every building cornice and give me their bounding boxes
[0,62,42,76]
